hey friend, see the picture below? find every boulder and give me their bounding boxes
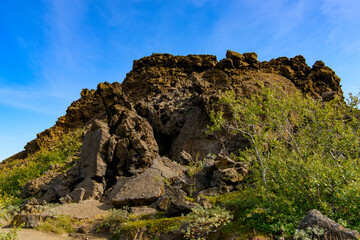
[111,168,165,206]
[38,188,57,204]
[298,209,360,239]
[225,50,248,68]
[111,157,185,206]
[243,52,260,69]
[130,206,157,217]
[114,110,159,175]
[197,187,220,197]
[80,120,110,179]
[151,156,186,181]
[226,50,245,61]
[215,58,234,69]
[212,154,249,186]
[154,186,195,217]
[21,170,60,198]
[71,178,104,202]
[53,184,70,198]
[243,52,258,62]
[70,188,86,203]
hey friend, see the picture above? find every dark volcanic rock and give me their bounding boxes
[298,209,360,239]
[80,120,110,179]
[154,186,195,217]
[111,157,185,206]
[71,177,104,202]
[111,168,165,206]
[113,110,159,175]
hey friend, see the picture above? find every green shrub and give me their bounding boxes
[208,85,360,236]
[36,215,75,234]
[0,227,20,240]
[98,208,184,240]
[97,208,129,232]
[183,204,233,240]
[293,226,324,240]
[0,193,22,221]
[0,221,23,240]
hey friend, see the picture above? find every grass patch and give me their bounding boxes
[0,130,83,198]
[118,217,185,237]
[36,215,75,234]
[97,208,186,240]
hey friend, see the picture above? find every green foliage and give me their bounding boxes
[208,85,360,236]
[0,130,83,198]
[97,208,185,239]
[120,217,184,235]
[0,193,22,221]
[183,204,233,240]
[0,225,22,240]
[97,208,129,232]
[187,153,207,198]
[294,226,324,240]
[36,215,75,234]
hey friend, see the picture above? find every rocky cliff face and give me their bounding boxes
[22,51,343,158]
[15,50,343,210]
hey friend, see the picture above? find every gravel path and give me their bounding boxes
[1,229,73,240]
[43,200,113,219]
[1,228,109,240]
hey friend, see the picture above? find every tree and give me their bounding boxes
[208,84,360,234]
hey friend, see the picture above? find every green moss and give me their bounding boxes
[185,196,195,202]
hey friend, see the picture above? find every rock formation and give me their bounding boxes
[298,209,360,239]
[16,50,343,212]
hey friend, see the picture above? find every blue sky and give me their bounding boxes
[1,0,360,161]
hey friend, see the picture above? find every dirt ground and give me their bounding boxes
[1,200,113,240]
[1,228,108,239]
[43,199,114,219]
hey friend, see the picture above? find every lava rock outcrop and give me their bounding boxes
[18,50,343,209]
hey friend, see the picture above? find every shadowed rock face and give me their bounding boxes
[17,50,344,206]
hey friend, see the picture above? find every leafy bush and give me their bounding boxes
[208,85,360,235]
[0,226,21,240]
[183,204,233,240]
[0,193,21,221]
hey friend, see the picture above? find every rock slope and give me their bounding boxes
[11,50,343,211]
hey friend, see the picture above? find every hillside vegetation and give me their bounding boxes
[208,85,360,236]
[1,51,359,239]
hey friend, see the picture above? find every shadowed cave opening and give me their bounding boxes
[154,132,173,157]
